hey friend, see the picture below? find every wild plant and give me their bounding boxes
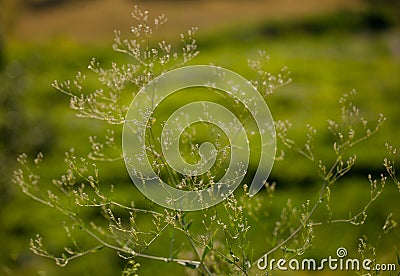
[13,6,399,275]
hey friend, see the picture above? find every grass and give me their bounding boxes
[1,6,400,275]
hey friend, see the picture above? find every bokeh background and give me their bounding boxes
[1,0,399,275]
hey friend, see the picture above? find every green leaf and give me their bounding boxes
[201,230,217,261]
[201,237,213,261]
[181,212,188,220]
[185,220,193,230]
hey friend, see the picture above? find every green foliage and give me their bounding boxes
[363,0,400,27]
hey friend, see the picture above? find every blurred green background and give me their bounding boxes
[1,0,399,275]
